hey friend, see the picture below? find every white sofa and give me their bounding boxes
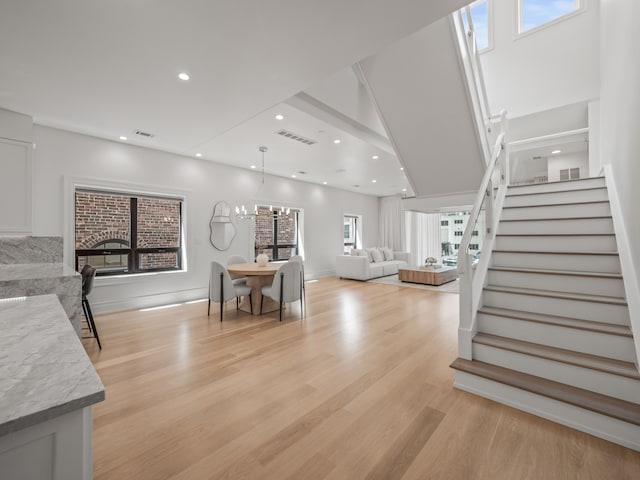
[336,248,409,281]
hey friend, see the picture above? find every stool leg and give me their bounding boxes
[83,297,101,350]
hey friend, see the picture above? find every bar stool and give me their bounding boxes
[81,265,102,349]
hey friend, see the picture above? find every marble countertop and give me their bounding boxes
[0,294,105,437]
[0,262,78,282]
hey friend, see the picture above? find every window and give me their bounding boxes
[472,230,479,236]
[343,215,359,254]
[519,0,582,34]
[469,244,479,250]
[454,231,463,237]
[454,219,464,225]
[441,220,449,226]
[559,167,580,181]
[461,0,491,51]
[254,206,299,261]
[75,190,183,276]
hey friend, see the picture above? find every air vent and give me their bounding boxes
[532,155,542,160]
[135,130,155,138]
[275,129,317,146]
[298,171,307,175]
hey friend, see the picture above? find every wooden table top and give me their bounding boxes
[227,262,281,276]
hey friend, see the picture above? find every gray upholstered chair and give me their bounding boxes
[208,261,252,321]
[227,254,249,306]
[261,261,302,321]
[288,255,306,315]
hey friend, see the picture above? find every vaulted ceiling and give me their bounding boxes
[0,0,469,196]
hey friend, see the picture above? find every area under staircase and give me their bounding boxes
[452,176,640,450]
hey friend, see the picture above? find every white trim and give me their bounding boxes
[603,165,640,369]
[516,0,586,40]
[465,0,494,54]
[454,371,640,451]
[63,175,191,278]
[0,138,32,234]
[89,286,207,314]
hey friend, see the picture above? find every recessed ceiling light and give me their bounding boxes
[402,188,407,192]
[250,165,256,169]
[372,179,377,183]
[291,174,296,178]
[323,181,328,185]
[400,167,404,171]
[333,139,341,144]
[372,155,379,159]
[178,72,190,81]
[275,114,284,120]
[195,153,202,157]
[119,136,127,141]
[552,149,562,154]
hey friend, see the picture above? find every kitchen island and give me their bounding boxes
[0,294,104,479]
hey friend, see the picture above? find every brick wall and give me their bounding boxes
[254,207,297,260]
[75,191,180,271]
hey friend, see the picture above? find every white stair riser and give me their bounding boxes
[492,252,621,274]
[507,178,606,195]
[495,235,617,253]
[501,203,611,220]
[482,290,630,325]
[472,343,640,404]
[504,188,609,207]
[487,270,625,297]
[476,314,636,362]
[498,218,614,235]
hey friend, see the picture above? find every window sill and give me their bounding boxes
[95,268,187,286]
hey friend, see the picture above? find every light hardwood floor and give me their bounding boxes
[82,276,640,480]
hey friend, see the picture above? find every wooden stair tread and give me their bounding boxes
[492,249,618,256]
[488,266,622,279]
[503,200,609,210]
[499,216,612,222]
[472,333,640,380]
[484,285,627,305]
[450,358,640,426]
[505,186,607,198]
[495,233,615,237]
[506,177,605,189]
[477,306,633,337]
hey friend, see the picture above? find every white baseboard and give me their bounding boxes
[91,287,208,314]
[454,371,640,451]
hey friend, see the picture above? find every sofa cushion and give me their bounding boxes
[369,263,384,278]
[382,262,400,276]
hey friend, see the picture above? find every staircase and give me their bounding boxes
[452,177,640,450]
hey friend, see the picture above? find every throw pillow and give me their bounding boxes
[351,249,366,257]
[370,247,384,263]
[380,247,394,261]
[365,247,377,262]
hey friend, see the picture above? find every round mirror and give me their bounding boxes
[209,201,236,250]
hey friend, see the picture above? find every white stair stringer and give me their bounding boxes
[454,177,640,451]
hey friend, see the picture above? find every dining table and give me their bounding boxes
[227,262,283,315]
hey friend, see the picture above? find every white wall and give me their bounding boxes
[547,151,589,182]
[482,0,600,118]
[31,126,379,313]
[600,0,640,282]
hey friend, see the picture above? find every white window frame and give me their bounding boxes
[463,0,494,54]
[64,175,189,284]
[517,0,585,38]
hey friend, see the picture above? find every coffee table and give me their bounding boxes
[398,266,458,286]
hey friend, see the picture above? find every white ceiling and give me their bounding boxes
[0,0,469,197]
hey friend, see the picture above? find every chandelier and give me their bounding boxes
[235,146,291,219]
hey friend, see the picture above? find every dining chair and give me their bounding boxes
[81,265,101,349]
[288,255,306,315]
[227,254,249,307]
[261,261,302,321]
[209,261,252,321]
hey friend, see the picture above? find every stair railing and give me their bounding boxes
[458,112,508,359]
[453,6,510,359]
